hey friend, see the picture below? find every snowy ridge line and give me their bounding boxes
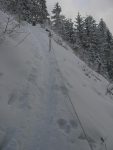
[51,40,94,150]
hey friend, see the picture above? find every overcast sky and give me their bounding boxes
[47,0,113,34]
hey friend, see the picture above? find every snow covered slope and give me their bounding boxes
[0,12,113,150]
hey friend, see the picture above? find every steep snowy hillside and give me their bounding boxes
[0,12,113,150]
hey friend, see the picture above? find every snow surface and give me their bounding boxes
[0,12,113,150]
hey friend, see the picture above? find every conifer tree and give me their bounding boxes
[63,18,74,43]
[39,0,49,24]
[83,15,99,66]
[75,12,84,46]
[104,29,113,80]
[97,18,109,76]
[51,2,62,32]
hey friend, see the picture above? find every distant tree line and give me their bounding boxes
[51,3,113,81]
[0,0,49,24]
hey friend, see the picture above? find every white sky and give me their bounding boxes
[47,0,113,34]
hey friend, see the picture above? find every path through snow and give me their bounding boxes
[1,24,113,150]
[0,25,90,150]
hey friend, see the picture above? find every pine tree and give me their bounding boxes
[57,15,66,37]
[97,19,109,76]
[75,12,84,46]
[17,0,29,22]
[98,19,107,58]
[83,15,99,66]
[105,29,113,80]
[63,18,74,43]
[28,0,41,23]
[39,0,49,24]
[51,2,62,32]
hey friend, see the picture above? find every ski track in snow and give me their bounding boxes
[0,22,113,150]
